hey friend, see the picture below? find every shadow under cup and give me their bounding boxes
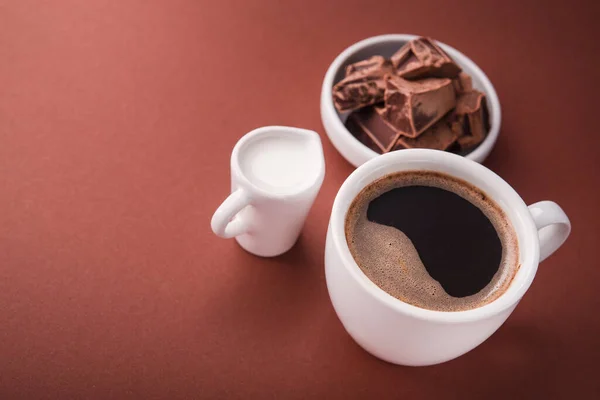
[330,149,540,321]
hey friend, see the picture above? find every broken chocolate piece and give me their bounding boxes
[394,113,458,151]
[446,141,462,154]
[452,72,473,94]
[333,56,393,113]
[391,37,461,80]
[381,76,457,138]
[345,111,383,154]
[334,37,487,156]
[452,91,490,150]
[345,106,401,153]
[345,56,389,76]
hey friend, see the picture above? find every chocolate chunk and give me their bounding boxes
[452,72,473,94]
[333,56,393,113]
[344,56,389,76]
[381,76,457,138]
[345,112,383,154]
[345,106,401,153]
[452,91,490,150]
[391,37,461,80]
[446,141,462,154]
[394,113,458,151]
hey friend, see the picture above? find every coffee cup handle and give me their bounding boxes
[211,189,252,238]
[528,201,571,262]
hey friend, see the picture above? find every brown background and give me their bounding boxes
[1,0,599,398]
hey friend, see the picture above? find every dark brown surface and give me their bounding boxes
[0,0,599,398]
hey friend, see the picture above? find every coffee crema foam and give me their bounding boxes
[345,171,519,312]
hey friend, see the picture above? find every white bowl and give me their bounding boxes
[320,34,501,167]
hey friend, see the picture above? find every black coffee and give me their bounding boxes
[345,171,519,311]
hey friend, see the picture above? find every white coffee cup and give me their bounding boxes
[325,149,570,366]
[211,126,325,257]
